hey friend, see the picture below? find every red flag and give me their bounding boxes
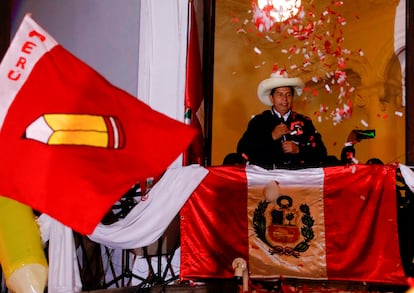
[0,14,196,234]
[183,1,204,166]
[180,164,406,285]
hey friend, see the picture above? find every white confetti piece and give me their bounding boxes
[254,47,262,55]
[361,120,368,127]
[395,111,403,117]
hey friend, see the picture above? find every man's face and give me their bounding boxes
[269,86,294,116]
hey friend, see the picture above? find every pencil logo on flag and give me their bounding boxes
[24,114,125,149]
[0,14,197,234]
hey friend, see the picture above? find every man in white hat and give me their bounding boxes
[237,70,327,169]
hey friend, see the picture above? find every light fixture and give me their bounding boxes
[257,0,301,23]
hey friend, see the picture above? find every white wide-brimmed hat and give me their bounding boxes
[257,70,305,106]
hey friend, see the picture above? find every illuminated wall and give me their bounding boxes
[212,0,405,166]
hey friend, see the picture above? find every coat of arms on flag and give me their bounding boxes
[248,176,328,279]
[252,181,315,257]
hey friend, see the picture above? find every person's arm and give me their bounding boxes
[339,130,360,164]
[237,113,280,164]
[296,119,327,165]
[237,116,270,159]
[346,129,362,145]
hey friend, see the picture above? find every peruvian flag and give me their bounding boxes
[180,164,407,285]
[183,0,204,166]
[0,14,196,234]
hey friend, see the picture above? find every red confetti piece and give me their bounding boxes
[337,16,346,24]
[324,40,331,52]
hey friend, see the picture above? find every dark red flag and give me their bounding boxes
[183,1,204,166]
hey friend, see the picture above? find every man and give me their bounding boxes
[237,70,327,169]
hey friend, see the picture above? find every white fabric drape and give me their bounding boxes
[38,165,208,292]
[88,165,208,248]
[37,214,82,293]
[399,164,414,193]
[137,0,188,120]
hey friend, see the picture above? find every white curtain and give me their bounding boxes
[394,0,405,106]
[137,0,189,120]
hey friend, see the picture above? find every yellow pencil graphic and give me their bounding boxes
[24,114,125,149]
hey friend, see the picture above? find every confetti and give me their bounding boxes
[351,165,357,173]
[361,119,368,127]
[241,1,364,124]
[395,111,403,117]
